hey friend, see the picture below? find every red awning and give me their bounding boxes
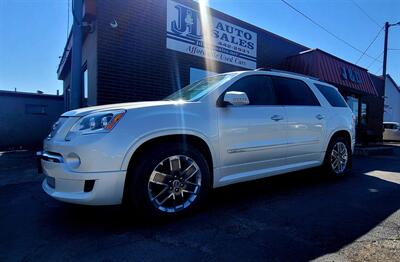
[285,49,378,96]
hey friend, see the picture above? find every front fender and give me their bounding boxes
[120,128,219,171]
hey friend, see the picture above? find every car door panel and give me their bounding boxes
[285,106,325,164]
[218,106,287,184]
[216,75,288,184]
[272,76,325,165]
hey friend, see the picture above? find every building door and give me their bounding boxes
[346,95,367,142]
[346,96,359,125]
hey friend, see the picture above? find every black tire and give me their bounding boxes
[323,136,352,177]
[126,142,211,218]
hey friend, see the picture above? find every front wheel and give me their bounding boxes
[127,143,211,218]
[323,137,352,176]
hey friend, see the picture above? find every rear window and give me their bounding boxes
[272,77,320,106]
[315,84,348,107]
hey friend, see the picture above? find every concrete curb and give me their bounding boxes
[354,146,395,156]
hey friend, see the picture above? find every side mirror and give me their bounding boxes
[223,91,250,106]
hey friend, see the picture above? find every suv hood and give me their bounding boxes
[62,101,185,117]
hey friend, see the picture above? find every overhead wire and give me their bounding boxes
[350,0,382,28]
[355,26,383,64]
[279,0,382,63]
[366,51,383,69]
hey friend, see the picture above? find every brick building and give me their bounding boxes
[57,0,384,141]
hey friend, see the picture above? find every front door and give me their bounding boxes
[217,75,287,185]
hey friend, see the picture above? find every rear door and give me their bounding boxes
[217,75,287,184]
[272,76,325,165]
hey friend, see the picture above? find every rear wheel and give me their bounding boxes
[323,136,352,176]
[127,143,210,218]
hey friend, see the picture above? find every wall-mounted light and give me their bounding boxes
[110,19,118,29]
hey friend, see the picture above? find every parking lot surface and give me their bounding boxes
[0,149,399,261]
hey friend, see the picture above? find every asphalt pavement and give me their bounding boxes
[0,149,399,261]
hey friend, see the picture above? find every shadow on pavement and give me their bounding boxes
[0,155,399,261]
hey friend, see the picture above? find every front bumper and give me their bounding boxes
[40,152,126,205]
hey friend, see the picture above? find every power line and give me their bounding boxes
[279,0,382,63]
[350,0,382,28]
[374,65,382,75]
[366,51,383,69]
[355,26,383,64]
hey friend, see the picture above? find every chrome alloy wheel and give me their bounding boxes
[147,155,202,213]
[330,141,348,174]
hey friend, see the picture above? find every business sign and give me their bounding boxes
[341,66,362,84]
[166,0,257,69]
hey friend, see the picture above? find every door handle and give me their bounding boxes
[316,114,325,120]
[271,115,284,121]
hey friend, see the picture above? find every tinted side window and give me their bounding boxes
[226,75,277,105]
[272,77,320,106]
[315,84,348,107]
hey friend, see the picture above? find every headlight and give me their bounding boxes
[47,119,61,139]
[66,110,126,138]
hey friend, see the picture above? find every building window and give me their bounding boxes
[361,102,367,126]
[65,85,70,110]
[82,65,88,107]
[190,67,217,84]
[25,104,47,115]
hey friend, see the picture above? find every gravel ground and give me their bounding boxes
[0,148,399,261]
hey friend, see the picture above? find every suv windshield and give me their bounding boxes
[165,73,238,102]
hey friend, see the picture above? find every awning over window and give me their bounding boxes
[285,49,378,96]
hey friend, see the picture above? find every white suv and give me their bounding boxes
[40,69,355,217]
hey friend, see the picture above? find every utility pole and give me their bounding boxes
[382,22,389,77]
[382,21,400,77]
[70,0,83,110]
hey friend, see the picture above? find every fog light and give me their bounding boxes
[46,176,55,188]
[84,180,95,192]
[65,153,81,169]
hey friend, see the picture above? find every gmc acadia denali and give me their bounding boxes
[40,69,355,217]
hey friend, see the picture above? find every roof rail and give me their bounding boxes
[254,68,321,81]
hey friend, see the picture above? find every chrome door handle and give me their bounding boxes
[316,114,325,120]
[271,115,284,121]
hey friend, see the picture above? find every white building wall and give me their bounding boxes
[384,76,400,123]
